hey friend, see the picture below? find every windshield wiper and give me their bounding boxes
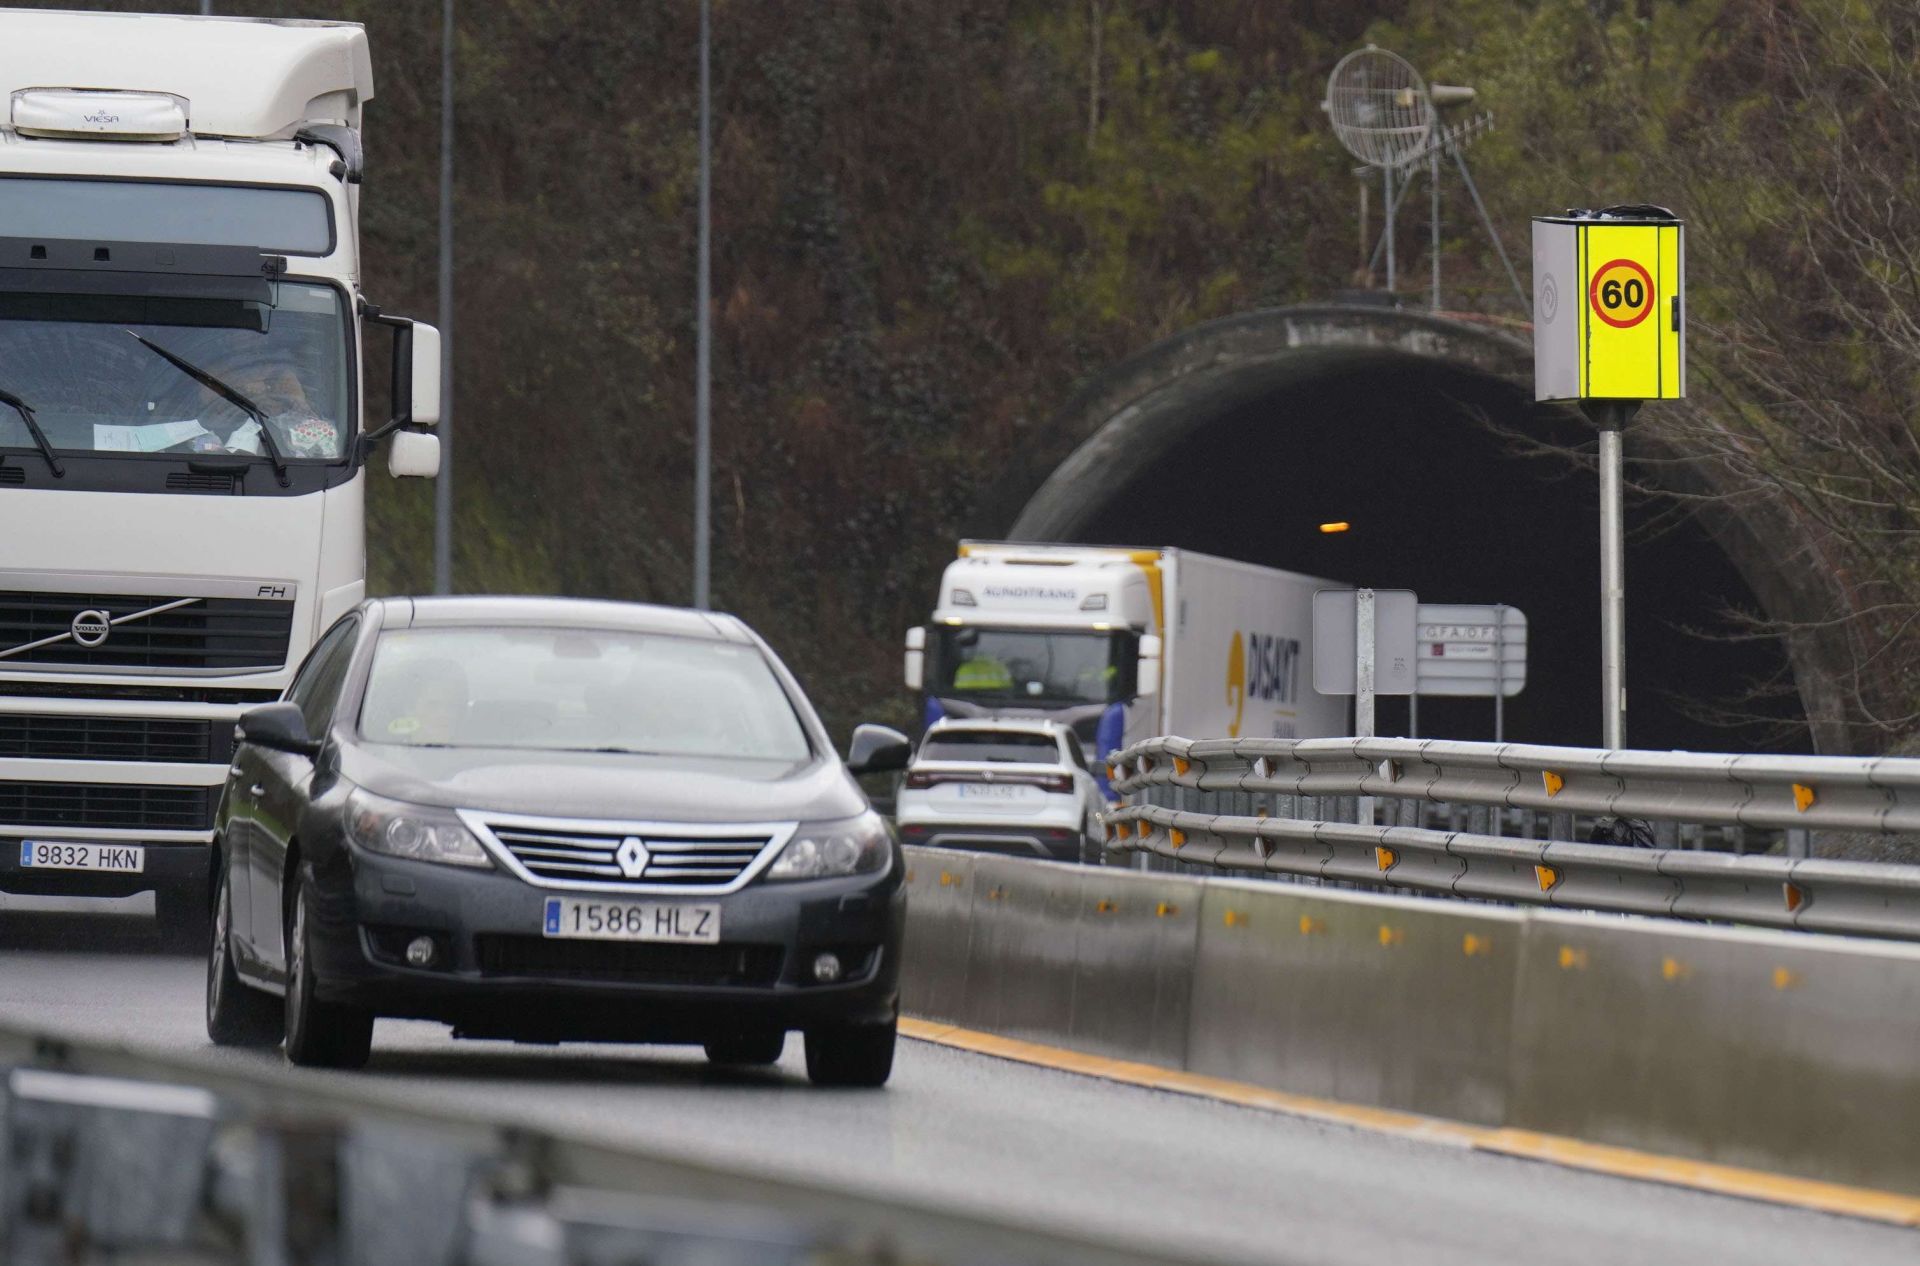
[0,387,63,477]
[123,331,290,487]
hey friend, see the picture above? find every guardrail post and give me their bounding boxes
[1787,828,1810,860]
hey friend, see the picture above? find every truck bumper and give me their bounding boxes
[0,836,211,918]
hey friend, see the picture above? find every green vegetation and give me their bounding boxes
[23,0,1919,748]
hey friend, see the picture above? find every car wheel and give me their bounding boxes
[283,880,373,1069]
[703,1029,786,1067]
[803,1019,896,1087]
[205,854,282,1047]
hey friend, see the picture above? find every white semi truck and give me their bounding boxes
[0,11,441,936]
[906,543,1348,796]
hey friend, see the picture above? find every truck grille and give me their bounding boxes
[0,782,214,831]
[483,822,780,890]
[0,715,226,763]
[0,591,293,672]
[474,936,783,987]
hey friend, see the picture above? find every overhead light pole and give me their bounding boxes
[693,0,712,610]
[434,0,455,594]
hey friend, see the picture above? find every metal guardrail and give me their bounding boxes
[0,1024,1174,1266]
[1105,737,1920,940]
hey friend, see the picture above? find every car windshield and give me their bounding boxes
[919,731,1063,765]
[929,626,1134,706]
[359,626,813,762]
[0,281,350,461]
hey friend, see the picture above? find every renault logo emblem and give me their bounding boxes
[615,836,651,879]
[70,610,111,647]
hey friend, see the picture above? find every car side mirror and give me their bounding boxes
[847,723,911,776]
[387,429,441,478]
[238,702,322,759]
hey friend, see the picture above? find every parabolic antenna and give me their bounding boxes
[1322,46,1434,169]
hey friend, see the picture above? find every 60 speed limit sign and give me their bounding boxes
[1532,211,1684,402]
[1589,258,1654,329]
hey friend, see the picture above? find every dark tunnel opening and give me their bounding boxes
[1043,353,1808,753]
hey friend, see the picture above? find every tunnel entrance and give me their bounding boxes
[1007,310,1809,753]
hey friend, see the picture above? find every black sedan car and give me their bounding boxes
[205,596,911,1086]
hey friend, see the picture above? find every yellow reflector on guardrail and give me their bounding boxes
[1543,771,1565,797]
[1793,783,1817,812]
[1536,864,1561,892]
[1375,846,1397,871]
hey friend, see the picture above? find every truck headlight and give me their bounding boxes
[344,788,492,869]
[765,812,893,881]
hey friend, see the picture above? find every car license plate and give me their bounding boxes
[957,783,1033,800]
[542,897,720,944]
[19,840,145,873]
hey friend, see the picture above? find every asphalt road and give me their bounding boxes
[1,931,1914,1266]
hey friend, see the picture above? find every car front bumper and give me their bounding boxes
[301,844,905,1043]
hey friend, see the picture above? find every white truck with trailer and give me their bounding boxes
[0,10,442,937]
[905,542,1348,797]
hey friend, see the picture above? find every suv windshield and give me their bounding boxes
[359,626,813,762]
[0,281,350,461]
[929,626,1137,706]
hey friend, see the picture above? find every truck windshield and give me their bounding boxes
[0,281,350,462]
[929,626,1137,706]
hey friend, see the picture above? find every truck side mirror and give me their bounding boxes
[1136,632,1163,697]
[903,626,926,691]
[387,429,441,478]
[406,321,443,426]
[363,312,441,432]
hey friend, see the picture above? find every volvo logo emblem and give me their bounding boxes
[615,836,651,879]
[70,610,111,647]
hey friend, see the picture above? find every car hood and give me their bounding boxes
[338,742,868,824]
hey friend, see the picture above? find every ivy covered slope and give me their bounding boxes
[20,0,1916,750]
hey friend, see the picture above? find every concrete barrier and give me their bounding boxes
[901,845,1920,1195]
[1507,913,1920,1193]
[1187,880,1521,1126]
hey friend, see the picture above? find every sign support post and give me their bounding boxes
[1355,587,1375,825]
[1533,206,1684,750]
[1585,402,1638,749]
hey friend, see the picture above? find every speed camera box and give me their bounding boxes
[1533,211,1685,402]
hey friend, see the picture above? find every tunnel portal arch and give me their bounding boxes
[1004,305,1843,753]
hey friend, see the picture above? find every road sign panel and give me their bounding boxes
[1313,589,1417,696]
[1533,211,1684,402]
[1414,603,1526,698]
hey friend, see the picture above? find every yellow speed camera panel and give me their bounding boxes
[1532,212,1684,402]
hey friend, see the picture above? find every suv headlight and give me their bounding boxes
[344,788,492,869]
[765,812,893,881]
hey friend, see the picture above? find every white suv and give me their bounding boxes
[894,718,1109,863]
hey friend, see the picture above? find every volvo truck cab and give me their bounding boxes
[0,11,440,938]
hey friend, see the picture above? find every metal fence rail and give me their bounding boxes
[1106,736,1920,940]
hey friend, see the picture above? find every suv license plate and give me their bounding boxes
[20,841,145,873]
[957,783,1034,799]
[542,897,720,944]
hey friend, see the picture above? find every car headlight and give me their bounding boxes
[765,812,893,881]
[344,788,492,869]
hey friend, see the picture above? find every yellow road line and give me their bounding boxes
[898,1017,1920,1229]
